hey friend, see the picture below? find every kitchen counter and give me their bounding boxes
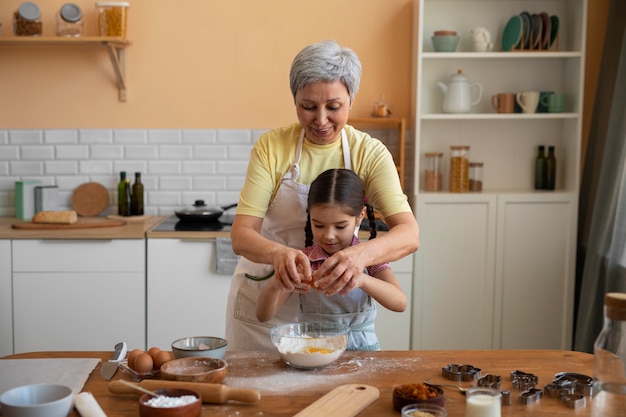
[2,349,594,416]
[0,216,167,239]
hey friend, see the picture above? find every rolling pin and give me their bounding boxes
[108,380,261,404]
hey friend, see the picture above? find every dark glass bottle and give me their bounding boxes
[546,146,556,190]
[131,172,144,215]
[534,146,546,190]
[117,171,130,216]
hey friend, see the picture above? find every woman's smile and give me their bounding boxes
[295,81,351,145]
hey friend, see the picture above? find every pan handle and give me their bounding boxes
[221,203,238,211]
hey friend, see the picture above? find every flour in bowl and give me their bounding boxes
[276,335,346,368]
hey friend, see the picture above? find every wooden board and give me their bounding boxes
[293,384,379,417]
[71,182,110,217]
[12,218,126,230]
[106,214,151,222]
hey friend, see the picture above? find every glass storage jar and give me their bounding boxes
[469,162,484,192]
[13,2,42,36]
[449,145,470,192]
[96,2,130,38]
[424,152,443,191]
[56,3,84,37]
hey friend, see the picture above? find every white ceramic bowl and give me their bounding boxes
[171,336,227,359]
[270,322,350,369]
[0,384,73,417]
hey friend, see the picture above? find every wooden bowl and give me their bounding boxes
[160,357,227,383]
[138,389,201,417]
[392,383,445,411]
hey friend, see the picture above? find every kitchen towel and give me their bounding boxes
[0,358,99,397]
[216,238,239,275]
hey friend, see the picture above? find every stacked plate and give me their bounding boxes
[502,11,559,52]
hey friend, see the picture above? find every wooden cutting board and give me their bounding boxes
[12,218,126,230]
[293,384,379,417]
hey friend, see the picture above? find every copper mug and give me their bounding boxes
[491,93,515,114]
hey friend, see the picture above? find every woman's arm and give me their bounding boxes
[313,211,419,295]
[231,214,313,291]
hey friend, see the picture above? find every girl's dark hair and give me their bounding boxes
[305,169,377,247]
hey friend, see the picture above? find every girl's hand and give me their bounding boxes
[272,247,313,292]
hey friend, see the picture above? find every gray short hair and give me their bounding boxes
[289,40,362,103]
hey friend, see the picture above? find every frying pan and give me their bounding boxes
[175,201,237,222]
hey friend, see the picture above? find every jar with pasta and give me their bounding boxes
[449,145,470,192]
[424,152,443,191]
[96,1,129,38]
[13,2,42,36]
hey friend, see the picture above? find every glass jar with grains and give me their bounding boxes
[469,162,484,192]
[449,145,470,192]
[13,2,42,36]
[56,3,84,37]
[424,152,443,192]
[96,2,130,38]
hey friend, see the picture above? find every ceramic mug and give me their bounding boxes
[537,91,555,113]
[491,93,515,113]
[541,93,565,113]
[516,91,540,114]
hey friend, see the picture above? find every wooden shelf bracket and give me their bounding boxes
[103,41,127,102]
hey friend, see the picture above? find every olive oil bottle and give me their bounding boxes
[117,171,131,216]
[131,172,144,215]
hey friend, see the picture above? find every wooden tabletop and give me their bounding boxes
[2,350,593,416]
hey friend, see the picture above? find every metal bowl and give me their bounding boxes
[171,336,227,359]
[270,321,350,369]
[0,384,73,417]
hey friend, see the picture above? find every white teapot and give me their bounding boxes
[438,69,483,113]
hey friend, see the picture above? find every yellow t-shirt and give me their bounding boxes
[237,122,411,220]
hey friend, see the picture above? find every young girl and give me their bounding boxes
[256,168,407,350]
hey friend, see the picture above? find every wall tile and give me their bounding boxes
[57,145,89,160]
[92,145,124,159]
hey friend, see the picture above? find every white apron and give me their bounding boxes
[225,128,351,350]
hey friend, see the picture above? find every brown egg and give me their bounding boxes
[153,350,173,370]
[147,346,161,361]
[126,349,144,369]
[133,352,153,374]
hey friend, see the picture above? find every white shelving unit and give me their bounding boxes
[411,0,587,350]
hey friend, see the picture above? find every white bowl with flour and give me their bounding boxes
[270,322,350,369]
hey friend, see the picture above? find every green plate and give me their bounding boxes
[502,15,523,52]
[550,15,560,47]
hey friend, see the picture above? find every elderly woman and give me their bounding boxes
[225,40,419,350]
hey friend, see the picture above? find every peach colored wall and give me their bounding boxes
[0,0,413,128]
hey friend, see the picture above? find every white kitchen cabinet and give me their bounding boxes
[147,238,232,350]
[147,238,414,351]
[411,0,585,349]
[375,254,414,350]
[0,240,12,356]
[12,239,145,353]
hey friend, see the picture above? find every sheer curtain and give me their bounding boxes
[574,0,626,353]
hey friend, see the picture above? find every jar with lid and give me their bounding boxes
[469,162,484,192]
[449,145,470,192]
[592,292,626,416]
[56,3,84,37]
[96,2,130,38]
[13,2,42,36]
[424,152,443,191]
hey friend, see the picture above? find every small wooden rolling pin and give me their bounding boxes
[108,380,261,404]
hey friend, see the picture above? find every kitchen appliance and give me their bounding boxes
[175,201,237,222]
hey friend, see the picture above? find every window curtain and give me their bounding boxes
[574,0,626,353]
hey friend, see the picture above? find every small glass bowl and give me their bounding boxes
[401,403,448,417]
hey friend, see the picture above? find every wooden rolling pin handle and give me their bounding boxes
[108,380,261,404]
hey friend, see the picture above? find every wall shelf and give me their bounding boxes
[0,36,131,101]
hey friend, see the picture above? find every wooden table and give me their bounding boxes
[2,350,593,416]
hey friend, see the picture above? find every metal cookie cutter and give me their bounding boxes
[510,370,538,390]
[478,374,502,390]
[543,382,574,398]
[561,393,586,409]
[553,372,594,396]
[442,364,481,381]
[500,390,512,405]
[519,388,543,405]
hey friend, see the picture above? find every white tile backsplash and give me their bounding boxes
[0,128,258,216]
[0,126,404,217]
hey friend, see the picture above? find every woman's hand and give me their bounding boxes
[272,247,313,293]
[312,245,365,295]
